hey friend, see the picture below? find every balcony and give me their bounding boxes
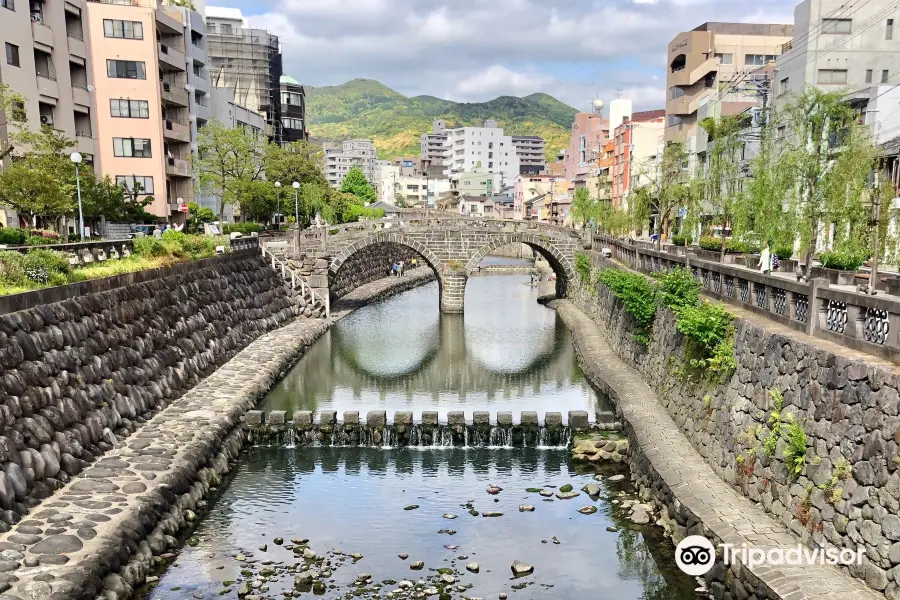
[75,134,95,156]
[31,21,55,48]
[667,92,710,116]
[155,5,183,31]
[36,75,58,99]
[163,119,190,142]
[160,81,189,107]
[166,156,191,177]
[72,85,90,107]
[190,44,208,66]
[158,43,185,71]
[669,56,717,87]
[67,35,87,59]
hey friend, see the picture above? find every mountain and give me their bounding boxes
[304,79,578,162]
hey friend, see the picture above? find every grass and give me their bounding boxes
[0,234,230,296]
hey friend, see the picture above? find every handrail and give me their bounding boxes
[260,244,330,318]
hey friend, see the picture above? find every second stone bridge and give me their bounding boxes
[290,217,587,313]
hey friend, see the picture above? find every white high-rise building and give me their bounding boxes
[325,139,377,188]
[440,120,520,186]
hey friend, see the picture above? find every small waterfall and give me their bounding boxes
[249,424,573,449]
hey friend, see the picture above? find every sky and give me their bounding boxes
[208,0,796,111]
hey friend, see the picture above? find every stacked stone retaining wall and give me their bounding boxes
[570,253,900,596]
[329,242,424,299]
[0,255,295,528]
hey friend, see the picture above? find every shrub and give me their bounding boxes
[161,230,186,243]
[574,252,592,284]
[597,268,657,342]
[783,414,808,479]
[675,300,736,380]
[819,249,866,271]
[698,237,761,255]
[0,228,27,245]
[133,236,168,257]
[180,235,217,259]
[774,246,794,260]
[654,267,699,314]
[23,249,70,285]
[0,251,26,285]
[223,222,262,235]
[671,234,690,247]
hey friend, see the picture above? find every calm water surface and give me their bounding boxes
[149,448,698,600]
[263,274,608,416]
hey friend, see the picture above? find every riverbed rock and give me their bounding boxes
[539,489,554,497]
[578,506,598,515]
[511,561,534,576]
[486,485,502,495]
[556,491,579,500]
[440,573,455,584]
[443,514,457,519]
[466,562,480,573]
[410,561,424,570]
[630,504,651,524]
[559,484,573,493]
[519,505,535,512]
[608,474,626,482]
[582,483,601,497]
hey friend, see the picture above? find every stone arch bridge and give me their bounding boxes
[291,217,587,313]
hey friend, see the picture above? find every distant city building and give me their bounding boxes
[450,167,500,198]
[325,139,377,188]
[206,7,283,143]
[512,136,546,174]
[562,112,609,183]
[424,119,520,184]
[513,174,553,220]
[458,195,496,217]
[611,109,665,209]
[776,0,900,144]
[420,119,448,175]
[279,75,307,144]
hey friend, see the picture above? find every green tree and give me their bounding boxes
[0,83,27,163]
[263,141,328,188]
[194,120,266,223]
[571,187,596,228]
[698,115,746,262]
[629,142,692,248]
[339,167,376,203]
[80,174,155,223]
[234,179,277,223]
[781,87,876,271]
[187,201,215,233]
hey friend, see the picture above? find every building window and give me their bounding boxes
[113,137,151,157]
[817,69,848,84]
[666,115,684,128]
[884,69,891,83]
[889,19,895,39]
[110,99,149,118]
[669,86,686,100]
[5,43,18,67]
[822,18,852,34]
[714,53,733,64]
[283,118,303,130]
[778,77,789,95]
[866,69,873,83]
[1,0,12,10]
[744,54,777,66]
[115,175,153,194]
[103,19,143,39]
[107,59,145,79]
[281,91,303,105]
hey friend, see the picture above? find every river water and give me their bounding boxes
[146,264,700,599]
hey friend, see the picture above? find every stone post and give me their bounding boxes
[439,272,467,314]
[807,278,828,337]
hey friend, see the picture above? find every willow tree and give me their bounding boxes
[629,142,691,248]
[699,115,745,262]
[571,187,595,228]
[780,87,876,270]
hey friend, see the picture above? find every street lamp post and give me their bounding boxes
[274,181,281,229]
[70,152,84,241]
[292,181,300,226]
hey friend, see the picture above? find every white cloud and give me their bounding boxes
[246,0,794,111]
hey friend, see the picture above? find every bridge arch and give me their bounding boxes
[463,232,576,299]
[328,232,444,301]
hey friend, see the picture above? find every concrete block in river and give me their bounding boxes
[343,411,360,426]
[596,411,615,425]
[293,411,313,430]
[473,411,491,426]
[568,411,589,429]
[268,410,286,426]
[545,412,563,428]
[367,411,386,428]
[318,411,337,430]
[497,411,513,427]
[447,411,465,427]
[521,411,539,427]
[246,411,263,426]
[394,411,413,427]
[421,411,439,426]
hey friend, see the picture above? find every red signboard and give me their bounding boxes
[179,203,189,213]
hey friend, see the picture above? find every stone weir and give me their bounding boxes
[244,409,618,448]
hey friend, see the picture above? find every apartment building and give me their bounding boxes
[420,119,447,176]
[449,168,498,198]
[665,22,793,144]
[512,135,545,175]
[0,0,98,226]
[442,120,520,184]
[206,7,282,143]
[611,110,665,209]
[85,0,204,220]
[279,74,306,144]
[513,173,553,219]
[325,139,377,188]
[776,0,900,143]
[562,112,609,182]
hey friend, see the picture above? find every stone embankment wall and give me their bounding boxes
[487,242,534,259]
[571,253,900,596]
[0,254,294,527]
[329,242,424,299]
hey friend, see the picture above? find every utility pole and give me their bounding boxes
[860,170,882,295]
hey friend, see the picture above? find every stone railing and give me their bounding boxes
[229,235,260,253]
[595,235,900,363]
[3,239,135,266]
[260,243,330,318]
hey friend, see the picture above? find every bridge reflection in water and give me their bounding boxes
[263,276,608,415]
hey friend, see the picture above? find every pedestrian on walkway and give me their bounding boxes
[758,241,773,275]
[411,257,417,269]
[392,262,398,277]
[398,260,404,277]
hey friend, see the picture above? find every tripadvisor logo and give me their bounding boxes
[674,535,866,576]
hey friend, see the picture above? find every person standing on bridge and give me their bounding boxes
[411,257,417,269]
[398,260,405,277]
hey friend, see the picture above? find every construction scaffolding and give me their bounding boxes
[206,26,283,143]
